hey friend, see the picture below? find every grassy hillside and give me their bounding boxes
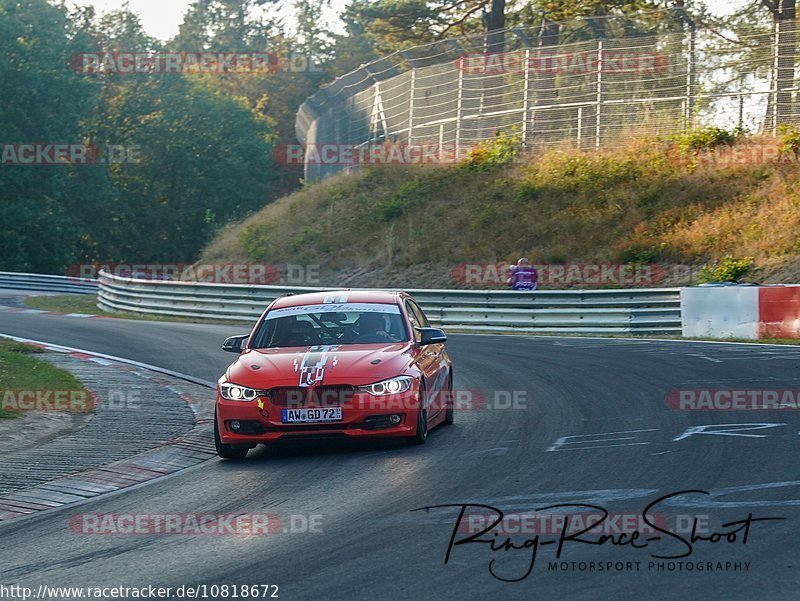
[202,134,800,288]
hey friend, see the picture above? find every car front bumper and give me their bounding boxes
[216,389,423,444]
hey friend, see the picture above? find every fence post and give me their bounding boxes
[455,65,464,158]
[522,48,531,146]
[685,25,697,125]
[408,68,416,145]
[595,39,603,150]
[346,96,354,175]
[738,94,745,132]
[771,20,779,135]
[577,106,583,148]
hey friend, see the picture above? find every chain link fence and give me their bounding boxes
[295,11,799,181]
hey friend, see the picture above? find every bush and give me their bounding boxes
[779,125,800,153]
[696,255,754,284]
[376,176,437,222]
[671,126,737,155]
[241,223,271,260]
[465,132,523,170]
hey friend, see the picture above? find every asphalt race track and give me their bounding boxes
[1,308,799,600]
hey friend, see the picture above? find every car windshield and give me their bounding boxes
[251,302,409,348]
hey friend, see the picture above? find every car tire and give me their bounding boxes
[444,375,454,426]
[410,406,428,445]
[214,414,249,460]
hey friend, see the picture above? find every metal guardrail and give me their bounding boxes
[0,272,97,295]
[97,271,681,334]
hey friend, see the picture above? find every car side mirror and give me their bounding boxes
[416,327,447,346]
[222,335,249,353]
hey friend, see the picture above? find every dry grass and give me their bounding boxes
[200,137,800,288]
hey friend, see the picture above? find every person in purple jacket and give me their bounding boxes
[508,257,538,290]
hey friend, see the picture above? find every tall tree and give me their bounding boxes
[0,0,97,272]
[484,0,505,53]
[171,0,279,52]
[338,0,677,59]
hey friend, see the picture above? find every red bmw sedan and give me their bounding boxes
[214,291,454,459]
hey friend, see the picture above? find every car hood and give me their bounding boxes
[223,342,416,389]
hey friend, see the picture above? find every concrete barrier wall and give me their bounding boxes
[681,287,759,339]
[681,286,800,339]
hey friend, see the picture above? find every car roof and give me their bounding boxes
[269,290,406,310]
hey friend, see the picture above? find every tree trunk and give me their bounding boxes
[484,0,505,54]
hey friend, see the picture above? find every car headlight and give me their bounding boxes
[359,376,414,396]
[220,382,261,401]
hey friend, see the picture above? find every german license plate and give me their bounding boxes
[281,408,343,423]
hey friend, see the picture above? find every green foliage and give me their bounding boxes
[377,195,409,222]
[779,125,800,153]
[241,223,271,261]
[335,0,670,61]
[0,338,86,418]
[537,151,655,194]
[671,126,738,155]
[513,183,538,205]
[339,0,450,56]
[94,77,275,263]
[204,135,800,289]
[376,176,432,222]
[619,249,658,265]
[0,0,282,271]
[0,0,97,272]
[696,256,755,284]
[464,133,523,171]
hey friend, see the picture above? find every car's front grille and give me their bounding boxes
[312,385,355,406]
[269,387,306,407]
[269,385,355,407]
[274,423,349,432]
[279,432,348,440]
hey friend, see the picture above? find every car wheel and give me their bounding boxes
[410,406,428,445]
[444,375,454,426]
[214,414,249,460]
